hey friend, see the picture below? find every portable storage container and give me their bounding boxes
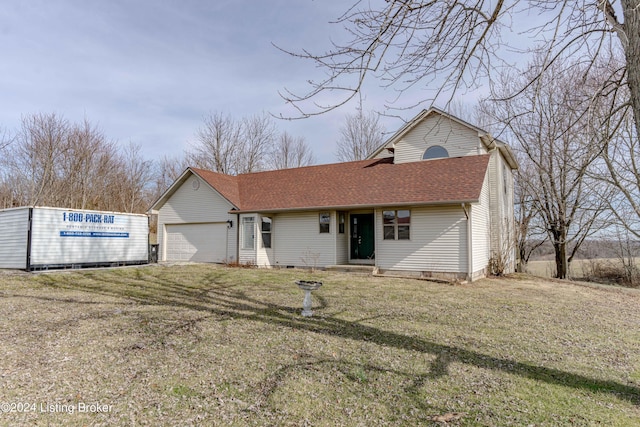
[0,206,149,271]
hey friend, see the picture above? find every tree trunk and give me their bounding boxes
[551,227,569,279]
[517,246,527,273]
[553,240,568,279]
[622,1,640,148]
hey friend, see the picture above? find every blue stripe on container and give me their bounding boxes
[60,231,129,238]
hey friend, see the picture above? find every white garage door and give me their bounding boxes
[165,223,227,262]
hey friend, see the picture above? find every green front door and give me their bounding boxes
[350,214,375,260]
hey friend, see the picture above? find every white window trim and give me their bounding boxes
[261,216,272,249]
[319,212,331,234]
[242,216,255,250]
[383,209,411,240]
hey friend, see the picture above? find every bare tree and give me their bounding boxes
[485,59,612,279]
[112,142,154,213]
[335,108,385,161]
[269,132,316,170]
[7,113,70,206]
[609,226,640,286]
[0,128,17,208]
[0,127,12,151]
[239,113,276,174]
[0,113,158,214]
[0,174,24,209]
[188,112,281,175]
[188,112,242,175]
[152,154,189,199]
[589,87,640,238]
[600,117,640,237]
[505,151,547,273]
[279,1,640,143]
[60,119,119,210]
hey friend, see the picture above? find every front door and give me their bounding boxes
[350,214,375,260]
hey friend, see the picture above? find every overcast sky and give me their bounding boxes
[0,0,496,163]
[0,0,472,165]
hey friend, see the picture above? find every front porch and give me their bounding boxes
[325,264,376,275]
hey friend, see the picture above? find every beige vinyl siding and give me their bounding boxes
[487,150,516,272]
[488,150,500,255]
[158,173,237,262]
[273,211,337,267]
[335,221,349,264]
[0,207,29,269]
[488,150,513,270]
[471,171,491,277]
[375,206,467,273]
[501,160,516,272]
[394,115,482,164]
[256,244,274,267]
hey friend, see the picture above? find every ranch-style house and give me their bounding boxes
[150,108,518,281]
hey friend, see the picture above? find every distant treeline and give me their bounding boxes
[529,239,640,262]
[0,113,162,213]
[0,111,317,214]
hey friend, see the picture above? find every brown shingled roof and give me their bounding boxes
[190,155,490,212]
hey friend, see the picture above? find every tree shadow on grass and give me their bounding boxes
[34,269,640,406]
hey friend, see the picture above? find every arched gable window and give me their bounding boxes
[422,145,449,160]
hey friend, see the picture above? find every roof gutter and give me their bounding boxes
[229,199,480,215]
[499,144,519,170]
[480,134,519,170]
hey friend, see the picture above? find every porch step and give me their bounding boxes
[325,265,375,274]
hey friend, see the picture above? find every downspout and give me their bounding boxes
[373,208,378,274]
[147,214,151,263]
[162,223,167,262]
[25,207,33,271]
[225,218,229,262]
[235,212,240,262]
[462,203,472,281]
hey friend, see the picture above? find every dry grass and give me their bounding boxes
[0,265,639,426]
[526,258,640,286]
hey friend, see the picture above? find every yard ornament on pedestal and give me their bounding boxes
[295,280,323,317]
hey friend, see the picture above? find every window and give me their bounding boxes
[383,210,411,240]
[397,210,411,240]
[338,212,345,234]
[383,211,395,240]
[261,217,272,248]
[319,212,330,233]
[242,217,255,249]
[422,145,449,160]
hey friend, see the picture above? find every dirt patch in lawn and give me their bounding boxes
[0,265,639,426]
